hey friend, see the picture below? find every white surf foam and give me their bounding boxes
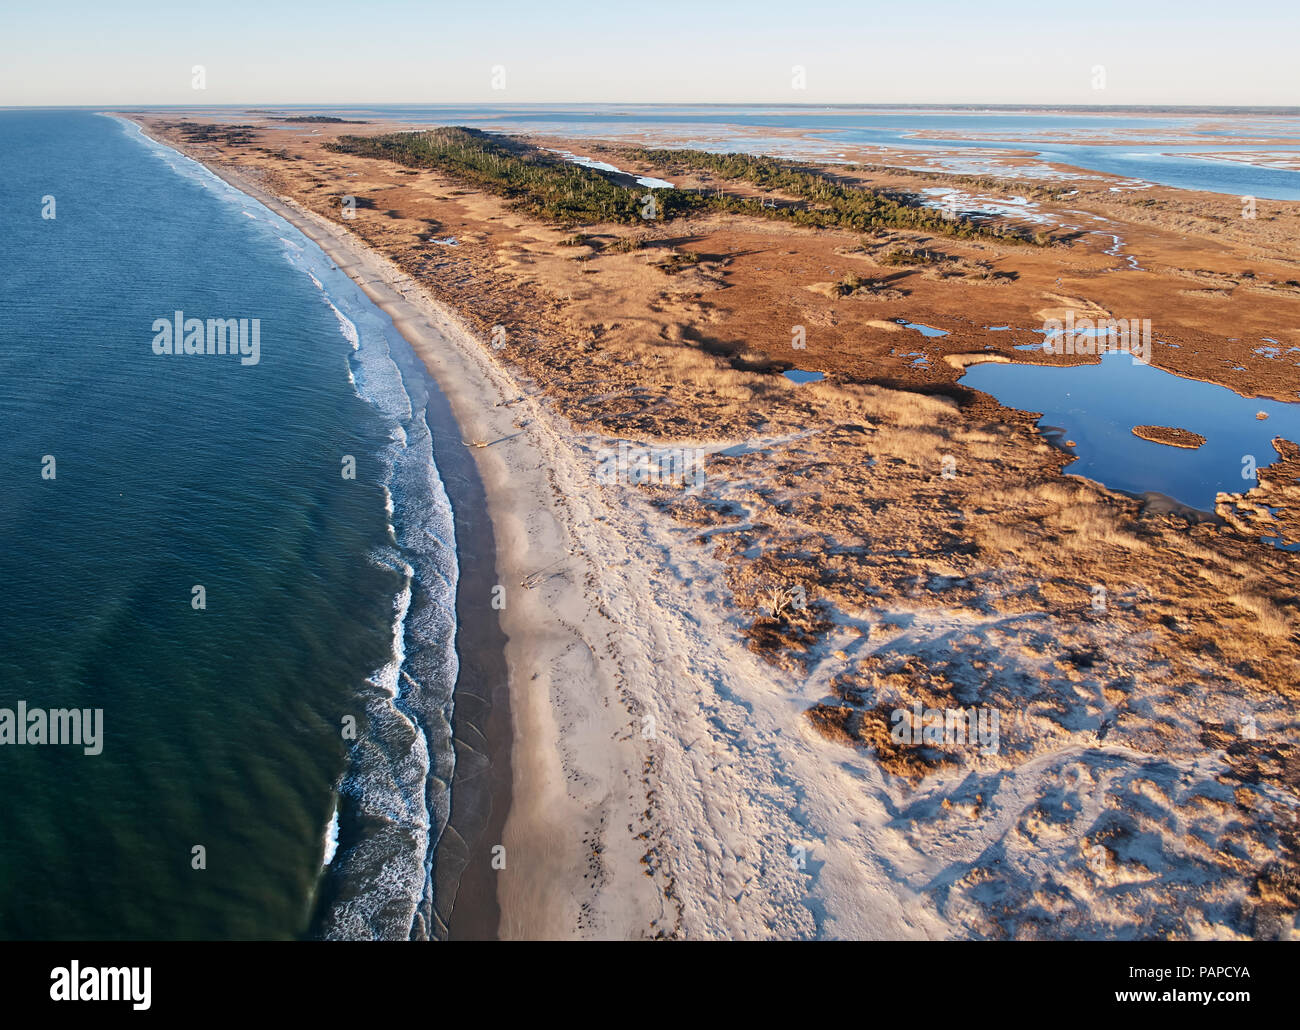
[322,801,340,867]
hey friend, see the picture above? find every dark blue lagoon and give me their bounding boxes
[0,112,460,939]
[961,351,1300,512]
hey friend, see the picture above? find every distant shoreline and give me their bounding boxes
[15,103,1300,116]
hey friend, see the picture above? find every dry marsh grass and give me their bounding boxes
[165,118,1300,919]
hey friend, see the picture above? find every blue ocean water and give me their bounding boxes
[225,104,1300,200]
[0,111,459,939]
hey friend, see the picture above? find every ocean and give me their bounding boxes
[0,111,462,939]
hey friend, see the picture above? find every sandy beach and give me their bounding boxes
[126,113,1300,940]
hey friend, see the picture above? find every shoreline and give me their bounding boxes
[126,118,523,937]
[416,347,512,939]
[128,118,667,938]
[207,167,529,940]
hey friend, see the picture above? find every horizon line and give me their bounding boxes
[6,101,1300,115]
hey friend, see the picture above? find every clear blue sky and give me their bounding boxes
[4,0,1296,107]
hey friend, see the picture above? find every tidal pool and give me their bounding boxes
[898,320,949,338]
[960,350,1300,511]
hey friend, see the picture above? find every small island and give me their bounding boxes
[1132,424,1207,449]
